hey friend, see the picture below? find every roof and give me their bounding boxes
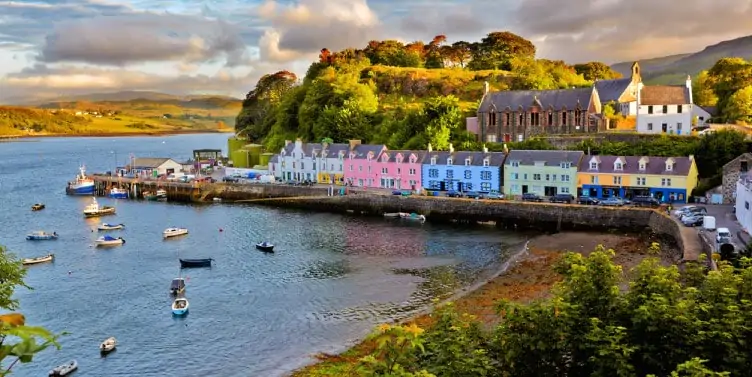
[132,158,174,168]
[478,87,593,113]
[594,78,631,103]
[269,155,279,163]
[425,150,507,167]
[312,143,350,157]
[504,150,584,166]
[640,85,690,105]
[348,144,386,159]
[700,106,718,116]
[578,155,693,176]
[380,150,427,163]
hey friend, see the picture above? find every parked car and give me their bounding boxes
[464,191,481,199]
[716,227,732,243]
[600,197,625,207]
[681,214,704,227]
[549,194,574,204]
[521,193,544,202]
[631,196,661,207]
[446,191,463,198]
[679,207,708,221]
[673,206,698,217]
[222,176,239,183]
[577,196,600,205]
[392,190,403,195]
[481,192,504,200]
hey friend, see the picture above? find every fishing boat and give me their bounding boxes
[65,166,95,195]
[48,360,77,376]
[108,187,128,199]
[31,203,45,211]
[83,197,116,217]
[22,254,54,266]
[143,191,158,201]
[399,212,426,222]
[97,223,124,231]
[170,278,186,295]
[26,231,58,241]
[255,242,274,252]
[156,189,167,200]
[179,258,212,268]
[95,235,125,247]
[163,227,188,239]
[100,337,116,354]
[171,297,189,316]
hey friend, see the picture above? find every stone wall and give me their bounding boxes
[721,153,752,204]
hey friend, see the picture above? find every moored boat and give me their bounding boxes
[26,231,58,241]
[65,166,95,195]
[31,203,45,211]
[172,297,189,316]
[108,188,128,199]
[399,212,426,222]
[156,189,167,200]
[163,227,188,239]
[100,337,116,353]
[170,278,186,295]
[143,191,158,201]
[48,360,77,376]
[255,242,274,252]
[22,253,54,266]
[179,258,212,268]
[95,235,125,247]
[83,197,116,217]
[97,223,124,231]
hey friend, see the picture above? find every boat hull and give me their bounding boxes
[66,184,95,195]
[256,245,274,252]
[108,193,128,199]
[97,225,124,231]
[96,240,124,247]
[84,208,116,218]
[179,258,212,268]
[26,235,57,241]
[22,254,54,265]
[172,308,189,316]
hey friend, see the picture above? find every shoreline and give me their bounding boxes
[0,129,234,140]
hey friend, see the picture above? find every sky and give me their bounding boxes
[1,0,752,102]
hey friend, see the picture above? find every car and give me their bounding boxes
[681,215,704,227]
[222,176,239,183]
[673,206,697,217]
[392,190,403,195]
[464,191,481,199]
[632,196,661,207]
[481,192,504,200]
[521,193,544,202]
[716,227,731,243]
[577,196,600,205]
[549,194,574,204]
[680,207,708,221]
[446,191,463,198]
[600,197,625,206]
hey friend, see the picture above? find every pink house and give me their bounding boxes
[343,144,387,188]
[344,146,425,191]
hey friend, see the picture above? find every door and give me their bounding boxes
[544,186,557,196]
[522,185,528,194]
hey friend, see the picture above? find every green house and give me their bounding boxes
[503,150,584,198]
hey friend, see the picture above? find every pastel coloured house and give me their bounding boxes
[312,142,349,185]
[373,150,426,190]
[503,150,584,197]
[422,144,506,193]
[343,143,388,188]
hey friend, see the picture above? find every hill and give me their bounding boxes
[3,90,242,105]
[611,35,752,84]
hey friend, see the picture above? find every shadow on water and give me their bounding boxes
[301,260,351,280]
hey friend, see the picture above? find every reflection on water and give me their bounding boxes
[302,260,351,280]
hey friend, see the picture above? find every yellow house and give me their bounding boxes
[577,155,698,203]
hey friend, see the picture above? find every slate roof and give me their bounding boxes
[640,85,690,105]
[478,88,594,113]
[578,155,693,176]
[425,150,507,167]
[504,150,584,166]
[269,155,278,163]
[700,106,718,116]
[312,143,350,158]
[349,144,387,159]
[132,158,173,168]
[594,78,631,103]
[380,150,427,163]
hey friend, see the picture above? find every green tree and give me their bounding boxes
[573,61,623,81]
[235,71,297,140]
[423,95,464,150]
[468,31,536,71]
[707,57,752,118]
[693,70,718,108]
[725,85,752,123]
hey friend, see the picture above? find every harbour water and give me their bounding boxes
[0,135,526,376]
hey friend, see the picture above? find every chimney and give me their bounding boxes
[427,143,432,153]
[284,140,292,146]
[348,139,361,150]
[449,143,454,153]
[686,75,693,104]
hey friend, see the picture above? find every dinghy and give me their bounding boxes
[31,203,45,211]
[95,235,125,247]
[26,231,58,241]
[97,223,124,231]
[255,242,274,252]
[100,337,116,353]
[179,258,212,268]
[22,254,54,266]
[163,227,188,239]
[399,212,426,222]
[48,360,77,376]
[170,278,186,295]
[172,297,189,316]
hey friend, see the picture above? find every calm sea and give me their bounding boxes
[0,134,524,376]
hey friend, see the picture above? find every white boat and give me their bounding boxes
[163,227,188,239]
[399,212,426,222]
[98,223,124,231]
[95,235,125,247]
[48,360,77,376]
[100,337,116,353]
[156,189,167,200]
[65,165,94,195]
[108,187,128,199]
[172,297,189,316]
[212,197,222,202]
[83,197,116,217]
[22,253,54,266]
[383,212,401,218]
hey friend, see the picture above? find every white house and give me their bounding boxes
[277,139,317,182]
[311,142,351,184]
[693,106,715,127]
[636,76,694,135]
[735,174,752,235]
[131,158,183,176]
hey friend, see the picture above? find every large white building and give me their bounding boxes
[735,174,752,235]
[636,76,694,135]
[273,139,355,183]
[130,158,183,176]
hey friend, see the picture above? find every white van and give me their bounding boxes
[716,227,731,243]
[702,216,716,231]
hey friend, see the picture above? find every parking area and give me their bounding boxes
[674,204,747,252]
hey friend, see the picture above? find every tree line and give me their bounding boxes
[694,57,752,124]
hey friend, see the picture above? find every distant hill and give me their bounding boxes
[611,35,752,84]
[2,91,242,106]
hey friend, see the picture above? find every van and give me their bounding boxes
[716,227,731,243]
[702,216,716,231]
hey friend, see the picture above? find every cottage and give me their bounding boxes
[423,144,506,193]
[342,143,388,188]
[503,150,583,197]
[593,62,642,116]
[276,139,318,182]
[636,77,694,135]
[312,142,351,185]
[130,158,183,176]
[722,153,752,204]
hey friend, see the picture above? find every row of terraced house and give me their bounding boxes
[267,139,699,203]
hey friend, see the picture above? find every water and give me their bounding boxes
[0,135,525,376]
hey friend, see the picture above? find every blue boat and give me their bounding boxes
[66,166,95,195]
[26,231,58,241]
[171,297,189,316]
[108,188,128,199]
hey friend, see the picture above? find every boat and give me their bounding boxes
[83,197,116,217]
[143,191,158,201]
[170,278,186,295]
[172,297,189,316]
[95,235,125,247]
[399,212,426,222]
[163,227,189,239]
[156,189,167,200]
[179,258,213,268]
[26,231,58,241]
[97,223,124,231]
[383,212,401,218]
[212,197,222,202]
[48,360,78,376]
[65,166,95,195]
[255,242,274,252]
[108,187,128,199]
[99,337,116,353]
[31,203,45,211]
[22,254,54,266]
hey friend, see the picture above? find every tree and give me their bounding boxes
[468,31,536,71]
[725,85,752,124]
[693,70,718,107]
[319,48,332,64]
[707,57,752,117]
[573,61,623,81]
[235,71,298,140]
[425,35,447,69]
[444,41,472,68]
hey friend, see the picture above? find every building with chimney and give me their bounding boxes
[421,143,507,193]
[635,76,695,135]
[593,62,642,116]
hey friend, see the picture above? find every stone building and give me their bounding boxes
[475,86,604,143]
[722,153,752,203]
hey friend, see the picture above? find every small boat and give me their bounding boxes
[172,297,189,316]
[97,223,124,231]
[100,337,116,353]
[95,235,125,247]
[383,213,401,218]
[48,360,78,376]
[170,278,186,295]
[26,231,58,241]
[255,242,274,252]
[156,189,167,200]
[212,197,222,202]
[143,191,158,201]
[22,253,54,266]
[108,188,128,199]
[83,197,116,217]
[65,165,95,195]
[163,227,189,239]
[31,203,45,211]
[399,212,426,222]
[179,258,213,268]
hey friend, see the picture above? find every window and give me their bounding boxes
[349,165,353,171]
[678,105,683,113]
[480,182,491,191]
[548,112,553,125]
[511,173,519,180]
[636,177,646,185]
[511,161,520,167]
[677,122,682,131]
[742,161,749,172]
[464,170,472,179]
[647,123,653,131]
[397,168,401,174]
[552,174,557,181]
[615,162,623,170]
[339,164,342,171]
[486,135,497,143]
[409,168,416,175]
[381,167,388,174]
[666,163,673,171]
[560,162,571,169]
[293,162,296,169]
[562,111,568,124]
[483,159,489,167]
[648,105,653,114]
[429,169,439,178]
[662,105,668,113]
[523,174,528,180]
[531,112,540,126]
[533,174,541,180]
[359,165,363,172]
[591,176,599,184]
[661,178,672,186]
[481,171,492,180]
[465,159,471,166]
[590,162,598,169]
[446,170,454,179]
[561,187,570,194]
[561,174,570,182]
[746,201,750,210]
[613,176,622,185]
[431,157,436,165]
[545,174,550,181]
[368,166,371,173]
[447,158,453,165]
[510,184,520,194]
[281,161,286,168]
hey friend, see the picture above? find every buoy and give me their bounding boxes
[219,228,223,232]
[68,271,72,275]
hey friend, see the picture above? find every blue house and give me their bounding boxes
[421,144,507,193]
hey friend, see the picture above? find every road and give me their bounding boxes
[675,204,747,252]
